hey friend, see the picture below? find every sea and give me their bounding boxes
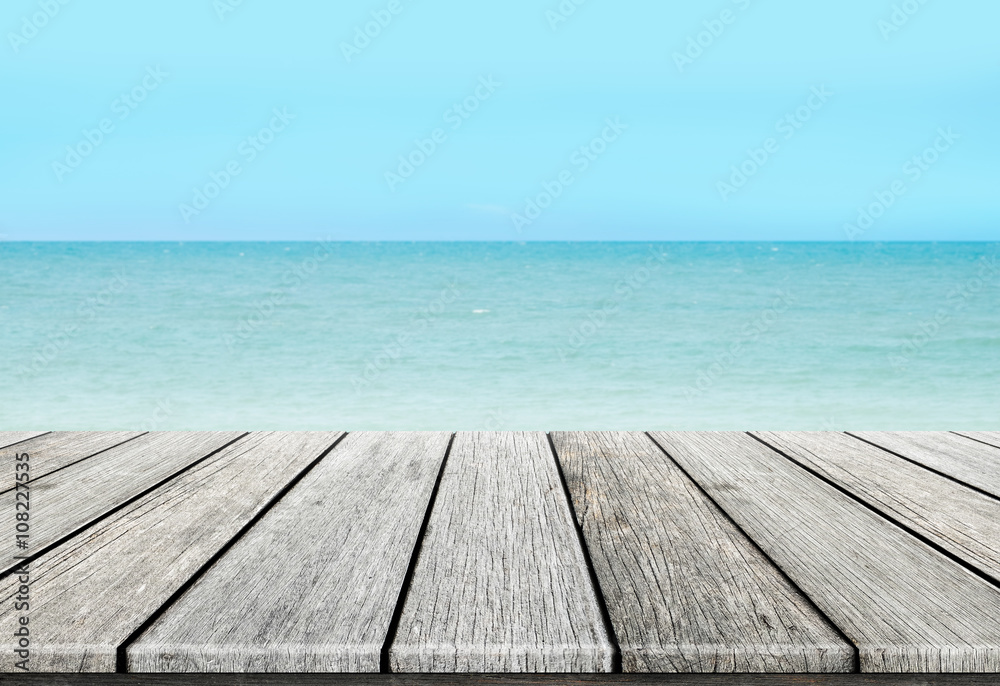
[1,242,998,430]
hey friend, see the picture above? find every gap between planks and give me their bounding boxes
[642,432,859,672]
[379,432,456,672]
[0,433,250,580]
[547,433,623,674]
[116,432,350,671]
[749,432,1000,592]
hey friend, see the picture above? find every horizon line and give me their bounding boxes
[2,239,999,244]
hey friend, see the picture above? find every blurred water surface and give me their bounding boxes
[1,242,997,429]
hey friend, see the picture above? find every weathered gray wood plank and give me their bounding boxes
[550,431,853,673]
[390,432,614,673]
[0,432,343,672]
[755,431,1000,583]
[128,432,452,673]
[8,674,1000,686]
[849,432,1000,499]
[649,431,1000,673]
[0,431,145,493]
[1,431,245,574]
[0,432,47,450]
[954,431,1000,450]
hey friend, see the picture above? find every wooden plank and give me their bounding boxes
[954,431,1000,450]
[1,431,245,574]
[849,432,1000,499]
[0,432,343,672]
[550,431,853,673]
[390,432,614,673]
[0,431,145,493]
[127,432,452,673]
[755,431,1000,583]
[7,675,1000,686]
[649,431,1000,673]
[0,432,47,450]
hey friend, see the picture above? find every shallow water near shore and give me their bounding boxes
[1,241,998,430]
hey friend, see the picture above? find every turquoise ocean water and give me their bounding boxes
[1,242,998,430]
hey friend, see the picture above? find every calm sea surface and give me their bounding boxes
[1,242,998,429]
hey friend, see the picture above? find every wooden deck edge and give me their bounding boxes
[3,675,1000,686]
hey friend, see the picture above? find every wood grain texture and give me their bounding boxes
[7,675,1000,686]
[390,432,614,674]
[0,431,145,493]
[0,432,343,673]
[0,431,245,574]
[0,432,47,450]
[649,431,1000,673]
[953,432,1000,450]
[755,431,1000,584]
[848,432,1000,499]
[128,432,452,674]
[550,431,853,674]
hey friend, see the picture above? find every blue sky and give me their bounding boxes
[1,0,998,240]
